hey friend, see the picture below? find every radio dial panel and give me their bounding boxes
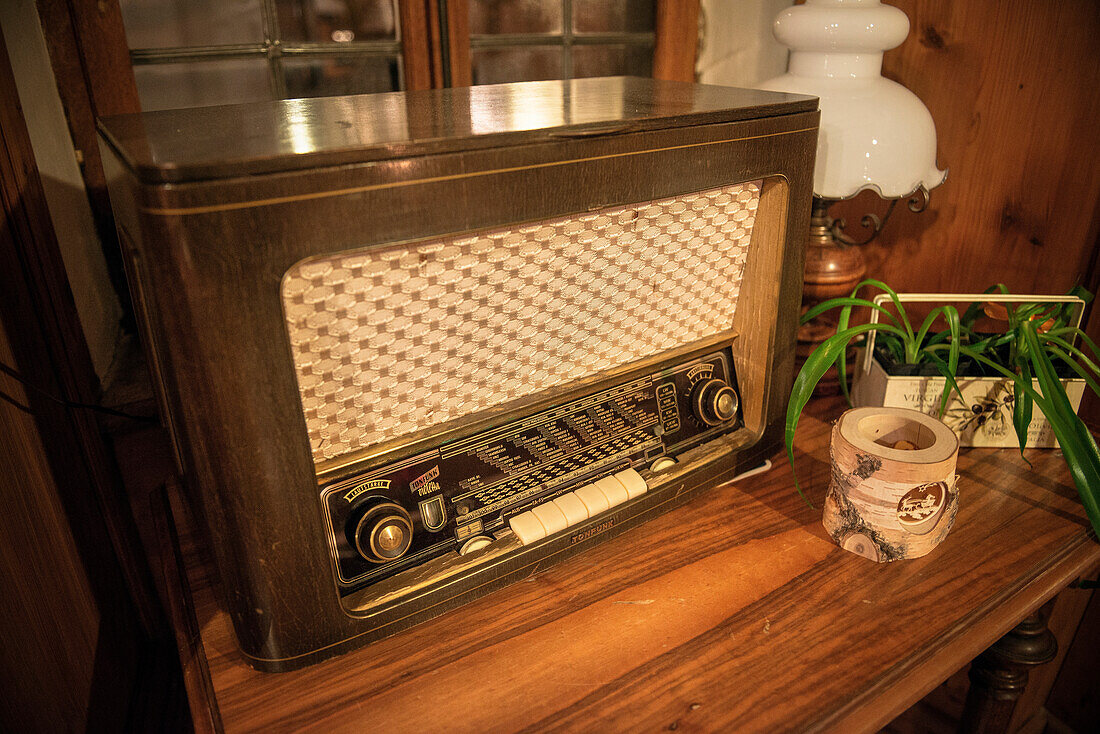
[322,345,743,592]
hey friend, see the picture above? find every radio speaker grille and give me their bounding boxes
[283,181,762,463]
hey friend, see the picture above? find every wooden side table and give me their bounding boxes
[160,400,1099,732]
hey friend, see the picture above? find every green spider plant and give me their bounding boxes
[784,280,1100,540]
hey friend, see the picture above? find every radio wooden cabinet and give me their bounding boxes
[98,77,818,671]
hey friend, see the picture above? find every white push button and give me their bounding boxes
[594,476,629,507]
[574,483,610,515]
[508,511,546,545]
[614,468,648,499]
[553,492,589,525]
[531,501,568,536]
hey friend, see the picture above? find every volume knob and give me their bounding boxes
[692,378,739,426]
[352,501,413,563]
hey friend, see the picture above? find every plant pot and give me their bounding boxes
[852,353,1086,448]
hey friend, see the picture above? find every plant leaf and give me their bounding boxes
[955,345,1047,402]
[1020,323,1100,539]
[1046,344,1100,399]
[922,351,966,416]
[1040,334,1100,380]
[961,284,1010,328]
[800,297,900,328]
[926,306,961,414]
[1012,360,1033,462]
[849,278,914,342]
[915,306,946,351]
[1047,326,1100,365]
[880,334,905,364]
[785,322,908,507]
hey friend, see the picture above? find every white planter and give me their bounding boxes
[850,292,1088,449]
[852,354,1086,448]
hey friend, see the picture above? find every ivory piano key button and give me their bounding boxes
[574,483,611,515]
[594,476,629,507]
[552,492,589,526]
[614,468,648,499]
[508,511,546,545]
[531,502,568,536]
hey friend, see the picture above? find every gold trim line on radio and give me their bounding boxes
[139,127,817,216]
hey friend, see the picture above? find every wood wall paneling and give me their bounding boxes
[0,17,161,639]
[0,320,101,734]
[0,22,156,732]
[833,0,1100,298]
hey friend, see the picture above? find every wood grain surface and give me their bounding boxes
[168,399,1100,733]
[0,23,149,733]
[97,77,815,183]
[838,0,1100,298]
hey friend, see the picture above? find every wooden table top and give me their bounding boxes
[165,400,1100,733]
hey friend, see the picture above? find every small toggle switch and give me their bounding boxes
[418,496,447,531]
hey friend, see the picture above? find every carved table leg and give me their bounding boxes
[958,609,1058,734]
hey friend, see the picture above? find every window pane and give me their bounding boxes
[283,56,402,97]
[573,0,655,33]
[572,44,653,78]
[277,0,398,44]
[133,59,273,111]
[470,1,562,35]
[120,0,264,48]
[472,47,562,85]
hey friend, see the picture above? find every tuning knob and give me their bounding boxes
[351,501,413,563]
[692,378,739,426]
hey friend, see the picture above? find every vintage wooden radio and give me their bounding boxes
[98,77,817,671]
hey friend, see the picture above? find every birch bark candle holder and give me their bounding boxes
[823,407,960,562]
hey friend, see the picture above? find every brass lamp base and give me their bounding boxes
[798,197,867,395]
[797,186,935,394]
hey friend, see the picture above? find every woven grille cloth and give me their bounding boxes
[282,180,761,463]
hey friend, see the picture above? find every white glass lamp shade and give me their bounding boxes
[758,0,946,200]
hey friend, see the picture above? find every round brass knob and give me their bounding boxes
[352,501,413,563]
[692,378,739,426]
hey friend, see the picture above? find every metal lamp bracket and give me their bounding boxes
[826,183,934,248]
